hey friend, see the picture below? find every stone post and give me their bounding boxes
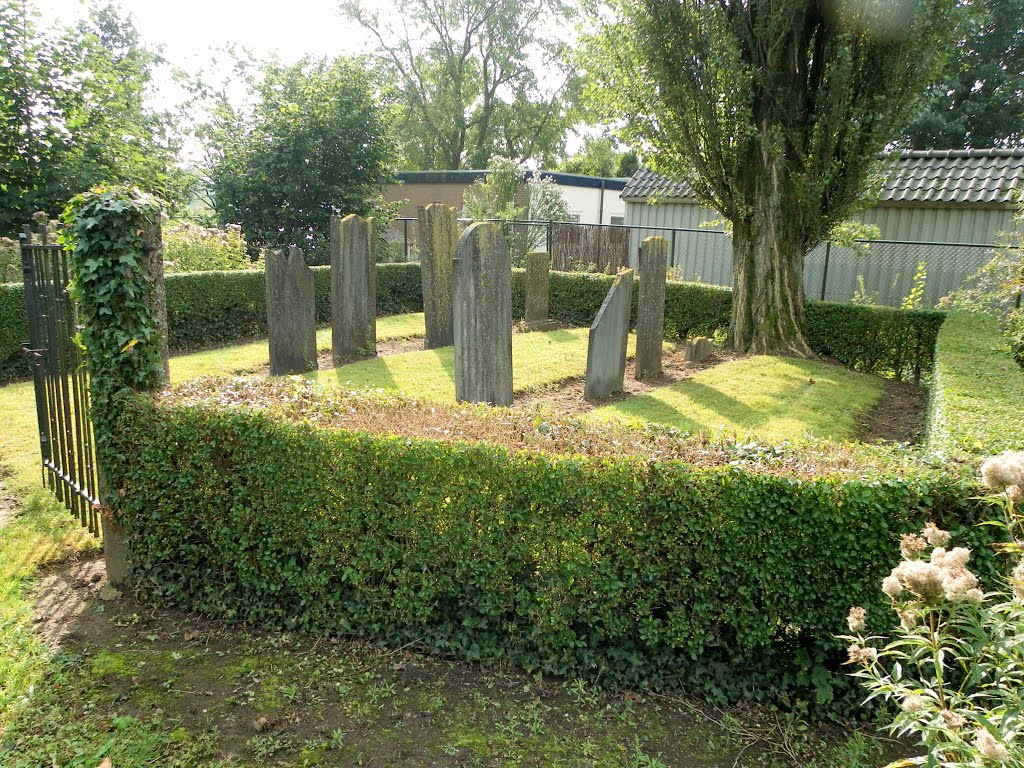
[584,270,634,399]
[331,214,377,362]
[524,251,552,330]
[635,236,667,380]
[142,217,170,386]
[265,246,318,375]
[417,204,457,349]
[454,222,513,406]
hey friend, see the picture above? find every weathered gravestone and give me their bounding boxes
[682,337,715,364]
[524,251,555,331]
[417,204,457,349]
[584,269,634,399]
[265,246,317,375]
[635,236,667,380]
[454,222,513,406]
[331,214,377,362]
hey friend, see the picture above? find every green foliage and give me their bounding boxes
[342,0,577,169]
[0,1,187,235]
[462,157,525,222]
[927,312,1024,458]
[0,236,18,282]
[558,136,638,178]
[207,56,397,262]
[901,0,1024,148]
[0,281,28,378]
[107,389,1002,711]
[164,221,249,273]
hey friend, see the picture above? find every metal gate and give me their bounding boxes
[20,230,101,535]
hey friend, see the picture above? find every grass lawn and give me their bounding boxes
[170,312,425,383]
[314,327,638,400]
[590,355,885,443]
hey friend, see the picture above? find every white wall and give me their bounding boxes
[553,184,626,225]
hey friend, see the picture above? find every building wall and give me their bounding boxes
[559,185,626,225]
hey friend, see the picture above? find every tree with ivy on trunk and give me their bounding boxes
[586,0,955,354]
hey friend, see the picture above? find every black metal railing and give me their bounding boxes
[20,231,100,535]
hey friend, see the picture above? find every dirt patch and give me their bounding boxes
[0,479,16,528]
[857,378,928,446]
[27,556,913,767]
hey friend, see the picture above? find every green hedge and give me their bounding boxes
[927,312,1024,457]
[0,263,940,381]
[109,392,1000,710]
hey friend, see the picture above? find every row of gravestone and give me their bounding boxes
[265,204,705,404]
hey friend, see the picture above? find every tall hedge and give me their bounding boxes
[109,392,1000,710]
[927,312,1024,458]
[1,263,941,381]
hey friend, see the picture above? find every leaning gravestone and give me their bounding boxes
[584,269,634,399]
[635,236,667,380]
[418,204,457,349]
[682,337,715,364]
[331,214,377,362]
[265,246,317,375]
[454,222,513,406]
[524,251,554,331]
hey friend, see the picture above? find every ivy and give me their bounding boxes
[60,185,166,468]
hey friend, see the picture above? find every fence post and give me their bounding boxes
[671,230,677,272]
[820,241,832,301]
[546,220,553,254]
[403,218,409,261]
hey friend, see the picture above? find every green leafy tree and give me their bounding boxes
[207,56,398,261]
[341,0,578,170]
[0,1,185,234]
[559,136,639,178]
[586,0,954,354]
[902,0,1024,149]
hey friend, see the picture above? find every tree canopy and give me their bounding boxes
[341,0,578,170]
[558,136,639,177]
[586,0,955,354]
[0,0,185,235]
[901,0,1024,149]
[206,56,398,260]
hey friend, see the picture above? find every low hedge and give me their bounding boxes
[927,312,1024,458]
[1,263,940,382]
[109,389,1002,711]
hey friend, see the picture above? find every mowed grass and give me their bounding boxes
[590,355,885,443]
[169,312,425,383]
[313,327,637,400]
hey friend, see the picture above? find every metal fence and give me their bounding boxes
[387,217,1004,308]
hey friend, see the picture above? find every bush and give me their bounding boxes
[927,312,1024,458]
[0,282,29,378]
[108,387,1001,711]
[0,237,19,283]
[164,221,249,273]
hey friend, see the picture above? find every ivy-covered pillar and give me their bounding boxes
[62,187,169,587]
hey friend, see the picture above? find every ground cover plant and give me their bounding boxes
[589,356,884,443]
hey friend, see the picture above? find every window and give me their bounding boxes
[567,213,581,223]
[610,215,625,226]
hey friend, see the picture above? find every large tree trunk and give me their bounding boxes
[728,188,815,357]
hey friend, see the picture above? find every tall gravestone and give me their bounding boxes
[418,204,457,349]
[454,222,513,406]
[524,251,552,330]
[635,236,668,379]
[331,214,377,362]
[584,269,634,399]
[265,246,317,375]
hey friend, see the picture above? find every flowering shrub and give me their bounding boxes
[845,451,1024,766]
[164,221,249,273]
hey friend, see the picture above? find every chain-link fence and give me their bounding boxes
[388,217,1003,308]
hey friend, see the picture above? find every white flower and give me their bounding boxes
[883,574,905,600]
[901,693,928,712]
[892,560,946,603]
[847,606,866,633]
[900,533,929,560]
[973,729,1009,761]
[980,452,1024,491]
[922,522,951,547]
[847,643,878,666]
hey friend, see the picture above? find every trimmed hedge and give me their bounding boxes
[109,391,1001,710]
[1,263,940,382]
[927,312,1024,458]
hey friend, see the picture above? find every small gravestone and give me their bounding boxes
[635,236,667,380]
[265,246,317,375]
[584,269,634,399]
[454,222,513,406]
[682,337,715,364]
[418,204,457,349]
[331,214,377,362]
[524,251,556,331]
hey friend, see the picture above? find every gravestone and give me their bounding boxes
[331,214,377,362]
[635,236,667,380]
[418,204,457,349]
[265,246,317,375]
[584,269,634,399]
[524,251,555,330]
[682,337,715,364]
[454,222,513,406]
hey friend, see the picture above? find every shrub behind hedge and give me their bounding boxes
[110,392,1000,710]
[927,312,1024,457]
